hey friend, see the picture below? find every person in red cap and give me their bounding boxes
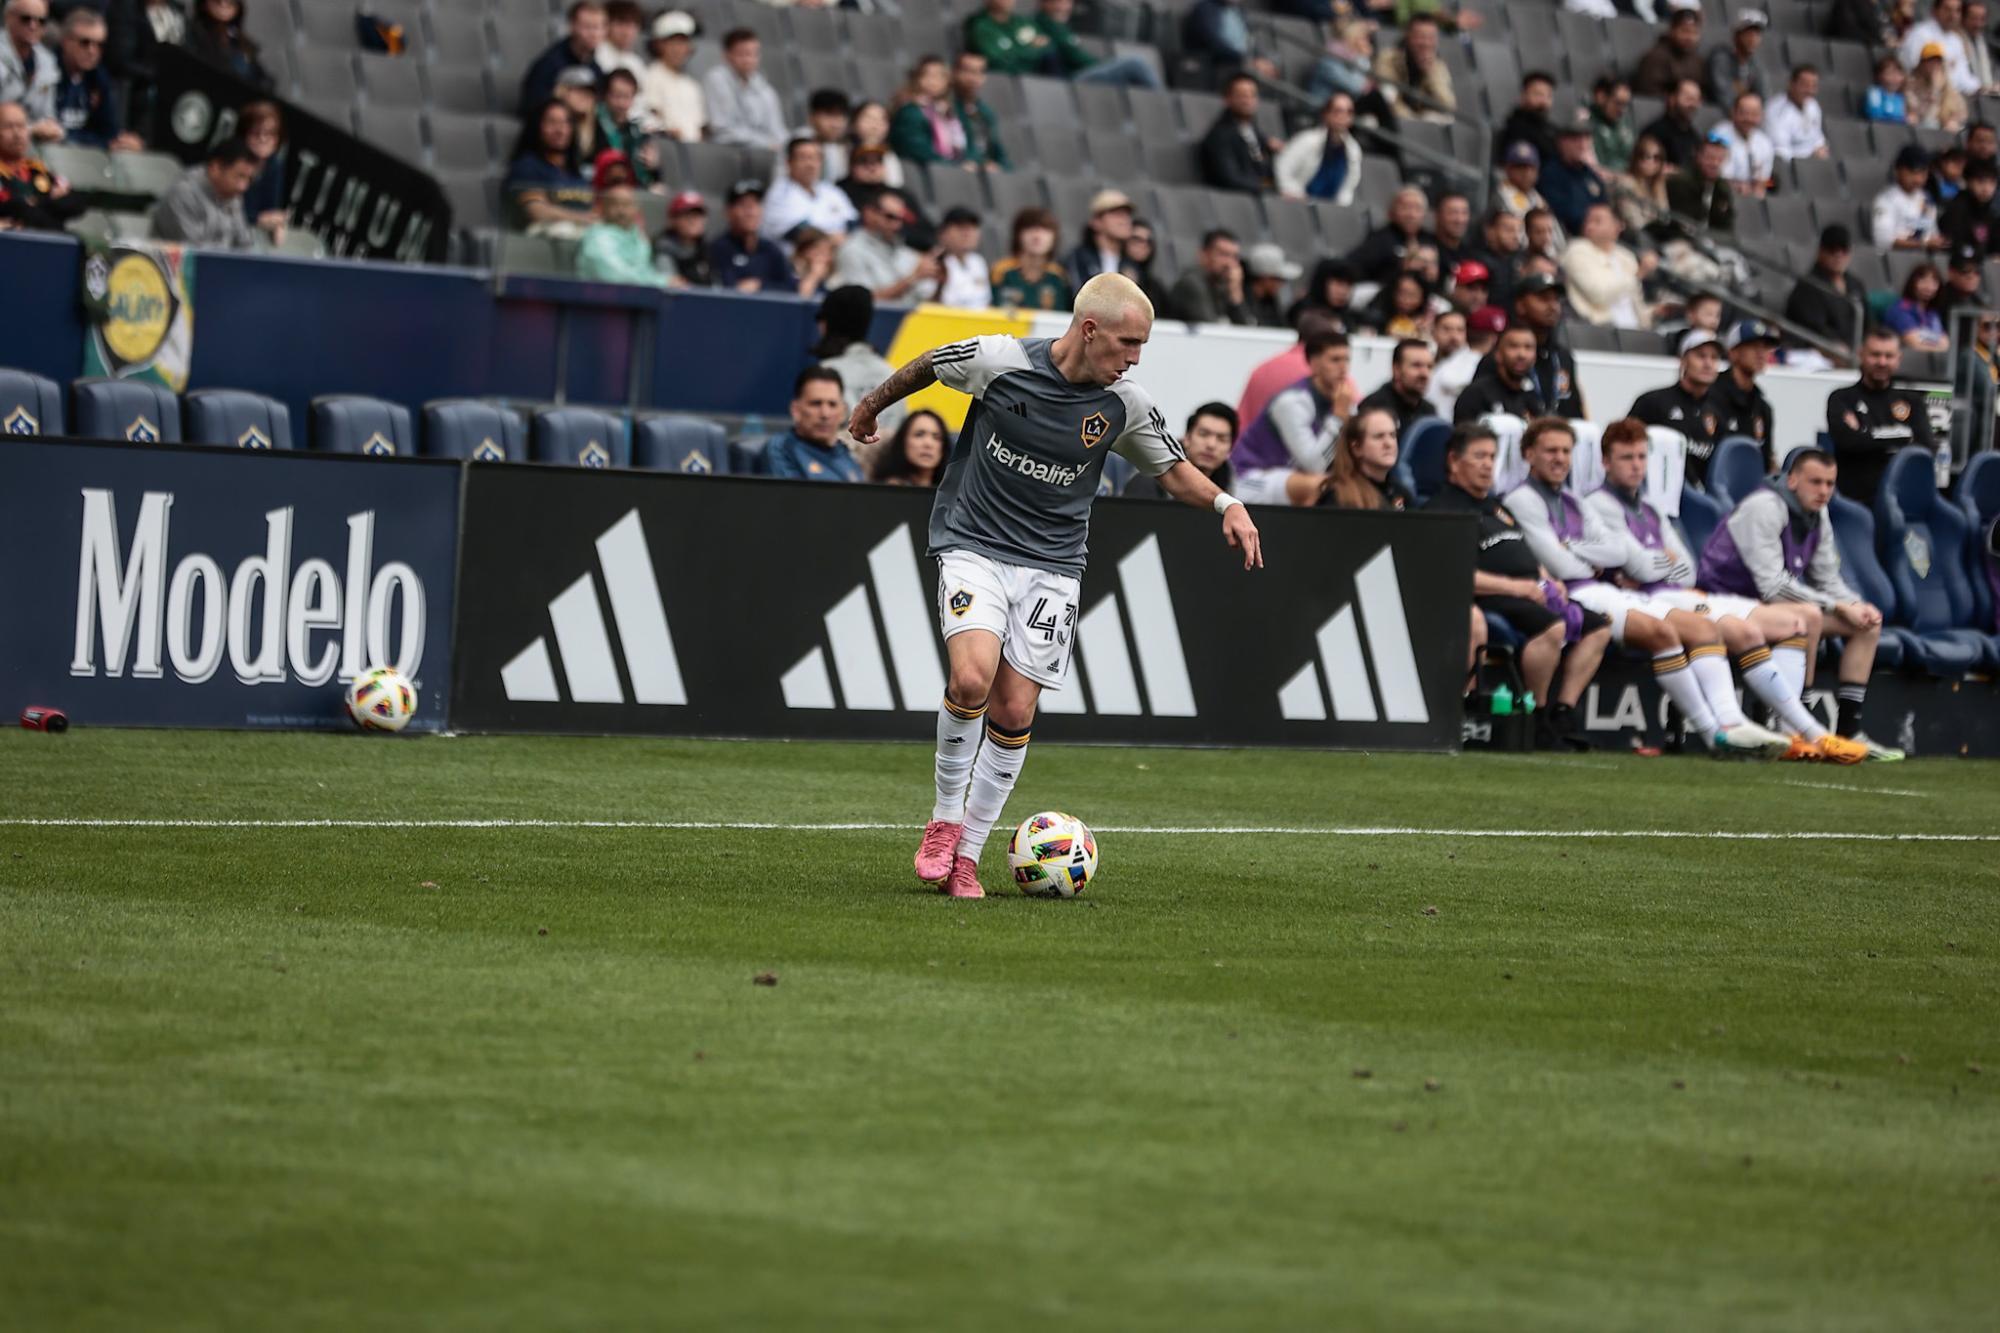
[656,188,713,286]
[1450,257,1491,314]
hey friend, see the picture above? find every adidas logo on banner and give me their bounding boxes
[782,529,1195,718]
[1275,547,1429,724]
[499,509,686,705]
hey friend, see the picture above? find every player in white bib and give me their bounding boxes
[1582,418,1868,762]
[1501,417,1792,758]
[846,274,1264,898]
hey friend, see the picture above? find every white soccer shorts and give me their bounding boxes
[1568,583,1679,643]
[1652,588,1761,622]
[936,549,1080,690]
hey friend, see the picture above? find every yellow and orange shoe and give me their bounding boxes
[1816,733,1870,765]
[1781,734,1821,762]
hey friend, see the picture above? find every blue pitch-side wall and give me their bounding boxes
[0,232,904,432]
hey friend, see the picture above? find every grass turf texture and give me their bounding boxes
[3,732,1997,1331]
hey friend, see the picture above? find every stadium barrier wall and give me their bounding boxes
[2,439,458,731]
[447,465,1478,750]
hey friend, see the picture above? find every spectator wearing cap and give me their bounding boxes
[555,65,602,161]
[506,99,596,238]
[712,179,791,292]
[1275,90,1363,204]
[521,1,606,111]
[1346,186,1436,285]
[1496,142,1551,219]
[577,173,669,288]
[1539,110,1609,236]
[934,207,991,310]
[793,89,852,185]
[1784,225,1863,354]
[1641,77,1705,171]
[1200,73,1282,194]
[1937,243,1988,322]
[595,0,645,79]
[1874,145,1947,249]
[1667,132,1736,236]
[1909,42,1970,131]
[1942,156,2000,252]
[1169,228,1252,325]
[1245,243,1301,328]
[703,26,786,151]
[1373,13,1456,124]
[813,285,902,462]
[656,190,713,286]
[1712,319,1780,464]
[1704,9,1770,106]
[992,206,1072,311]
[1590,76,1637,173]
[1826,327,1939,504]
[1562,201,1655,329]
[1064,188,1139,291]
[767,366,865,483]
[1496,71,1558,168]
[1448,257,1492,314]
[1864,53,1910,125]
[1357,338,1437,439]
[1765,64,1827,160]
[1903,0,1981,97]
[594,68,657,187]
[1633,6,1705,98]
[763,137,858,242]
[639,10,704,143]
[832,188,939,304]
[1427,307,1485,418]
[1630,329,1725,482]
[1472,271,1585,418]
[1884,262,1951,349]
[1712,91,1776,196]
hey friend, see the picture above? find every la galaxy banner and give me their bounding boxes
[80,237,195,397]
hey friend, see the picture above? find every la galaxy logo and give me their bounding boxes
[1498,508,1516,526]
[126,415,159,443]
[236,425,271,449]
[1079,411,1109,449]
[1891,400,1912,422]
[579,440,610,468]
[1702,412,1718,437]
[4,405,38,435]
[949,588,973,618]
[361,431,395,456]
[472,437,505,462]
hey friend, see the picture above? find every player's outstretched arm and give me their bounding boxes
[1158,459,1263,571]
[848,349,939,445]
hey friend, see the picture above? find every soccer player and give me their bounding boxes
[1503,417,1793,757]
[1697,447,1902,760]
[846,274,1264,899]
[1582,418,1866,762]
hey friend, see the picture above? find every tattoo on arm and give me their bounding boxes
[859,349,937,419]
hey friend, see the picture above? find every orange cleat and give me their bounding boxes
[1780,735,1822,762]
[1815,733,1870,765]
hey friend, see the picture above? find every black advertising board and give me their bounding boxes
[0,439,458,730]
[449,465,1478,749]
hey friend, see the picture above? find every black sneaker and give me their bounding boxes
[1540,702,1592,752]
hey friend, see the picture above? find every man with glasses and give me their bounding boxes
[1,0,59,141]
[832,187,940,305]
[53,8,137,150]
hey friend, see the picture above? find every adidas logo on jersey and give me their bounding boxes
[1275,547,1429,724]
[498,509,687,705]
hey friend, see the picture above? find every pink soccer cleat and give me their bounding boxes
[944,855,985,900]
[914,820,962,884]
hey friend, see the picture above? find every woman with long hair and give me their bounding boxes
[1123,218,1170,312]
[1611,133,1672,245]
[184,0,273,90]
[888,56,967,166]
[991,206,1073,311]
[1318,408,1412,510]
[1885,262,1951,350]
[846,100,905,188]
[870,409,948,487]
[1370,271,1434,339]
[236,100,288,238]
[506,99,596,236]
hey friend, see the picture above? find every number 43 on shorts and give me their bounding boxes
[1028,597,1076,647]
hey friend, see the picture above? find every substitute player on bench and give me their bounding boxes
[847,274,1264,899]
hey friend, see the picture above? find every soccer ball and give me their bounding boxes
[346,666,418,733]
[1007,811,1098,898]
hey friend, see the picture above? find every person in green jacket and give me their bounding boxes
[962,0,1160,87]
[890,52,1013,171]
[577,181,671,288]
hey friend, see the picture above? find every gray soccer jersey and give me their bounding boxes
[928,335,1185,576]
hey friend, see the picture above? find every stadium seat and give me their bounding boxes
[1953,452,2000,632]
[184,388,294,449]
[421,399,525,461]
[1826,494,1910,671]
[37,142,112,190]
[633,413,729,474]
[1099,452,1135,497]
[1675,486,1723,561]
[109,150,185,197]
[72,378,181,442]
[729,433,771,475]
[1707,437,1769,508]
[530,406,630,468]
[311,394,415,455]
[0,366,64,436]
[1874,448,1997,671]
[1401,417,1452,502]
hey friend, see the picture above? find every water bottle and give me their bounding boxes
[1521,691,1537,713]
[1491,682,1514,715]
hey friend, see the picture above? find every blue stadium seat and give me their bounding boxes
[422,399,526,462]
[633,414,729,474]
[1874,448,1997,672]
[1675,485,1723,560]
[311,395,415,455]
[1401,416,1451,502]
[1706,436,1768,509]
[729,434,771,475]
[1826,494,1910,671]
[1481,610,1523,651]
[184,388,294,449]
[1098,452,1135,497]
[530,407,629,468]
[1954,451,2000,631]
[0,366,64,436]
[72,377,181,442]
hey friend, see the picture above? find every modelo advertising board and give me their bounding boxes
[0,439,458,730]
[449,466,1477,750]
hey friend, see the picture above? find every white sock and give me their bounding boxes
[957,721,1030,863]
[931,696,986,822]
[1652,649,1718,736]
[1773,636,1811,699]
[1739,646,1825,739]
[1687,644,1747,727]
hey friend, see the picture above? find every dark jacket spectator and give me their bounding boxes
[1168,229,1254,325]
[1667,141,1736,236]
[889,56,1011,171]
[1345,185,1435,284]
[1784,228,1863,352]
[1631,11,1706,97]
[521,2,606,111]
[1200,74,1280,193]
[105,0,186,127]
[1825,0,1894,46]
[1640,80,1705,170]
[184,0,275,91]
[1495,74,1558,167]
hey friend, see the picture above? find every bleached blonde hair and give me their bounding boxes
[1073,272,1154,328]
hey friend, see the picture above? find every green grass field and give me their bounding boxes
[2,730,1996,1331]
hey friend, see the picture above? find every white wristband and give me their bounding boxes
[1213,492,1242,515]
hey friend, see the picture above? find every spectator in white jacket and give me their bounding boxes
[1764,65,1827,159]
[1274,91,1364,205]
[1561,202,1655,328]
[1901,0,1981,97]
[1711,91,1776,195]
[639,11,705,142]
[1872,144,1948,250]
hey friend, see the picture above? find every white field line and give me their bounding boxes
[0,818,1994,842]
[1779,780,1930,798]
